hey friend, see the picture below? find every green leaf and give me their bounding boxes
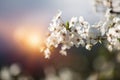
[117,38,120,42]
[65,21,71,31]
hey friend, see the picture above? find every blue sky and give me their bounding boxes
[0,0,101,21]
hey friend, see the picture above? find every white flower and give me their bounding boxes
[46,34,59,48]
[60,44,71,56]
[70,26,79,36]
[106,28,116,41]
[48,20,63,32]
[60,50,67,56]
[44,48,51,58]
[52,10,62,22]
[71,32,85,47]
[107,44,113,52]
[79,16,89,27]
[69,17,78,28]
[48,10,64,33]
[100,17,114,36]
[48,23,57,32]
[61,43,72,50]
[86,44,93,50]
[113,26,120,38]
[79,16,84,22]
[113,17,120,24]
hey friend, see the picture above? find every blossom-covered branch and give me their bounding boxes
[42,9,120,58]
[94,0,120,14]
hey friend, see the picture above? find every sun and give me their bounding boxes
[27,34,41,47]
[14,27,44,50]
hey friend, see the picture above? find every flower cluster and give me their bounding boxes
[43,9,120,58]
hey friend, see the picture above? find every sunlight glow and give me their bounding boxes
[27,34,41,47]
[14,27,44,50]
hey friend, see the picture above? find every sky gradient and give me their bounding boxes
[0,0,102,58]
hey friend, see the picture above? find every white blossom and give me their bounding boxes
[44,48,51,58]
[86,44,93,50]
[42,9,120,58]
[69,17,78,28]
[60,49,67,56]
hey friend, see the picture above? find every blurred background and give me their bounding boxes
[0,0,120,80]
